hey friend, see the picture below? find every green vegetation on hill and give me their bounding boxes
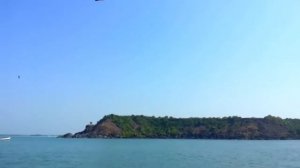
[65,114,300,139]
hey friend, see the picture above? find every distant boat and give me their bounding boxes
[0,137,11,140]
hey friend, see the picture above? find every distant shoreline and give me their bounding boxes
[59,114,300,140]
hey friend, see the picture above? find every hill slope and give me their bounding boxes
[62,114,300,139]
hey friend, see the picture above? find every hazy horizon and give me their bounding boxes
[1,0,300,135]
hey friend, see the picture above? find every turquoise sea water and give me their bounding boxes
[1,136,300,168]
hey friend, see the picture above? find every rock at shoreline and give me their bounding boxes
[58,133,73,138]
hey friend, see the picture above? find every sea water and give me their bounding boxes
[0,136,300,168]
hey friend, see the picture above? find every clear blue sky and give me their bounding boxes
[1,0,300,135]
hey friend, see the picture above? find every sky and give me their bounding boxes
[1,0,300,135]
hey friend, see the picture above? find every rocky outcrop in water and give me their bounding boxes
[58,133,73,138]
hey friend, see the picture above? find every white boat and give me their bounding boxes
[0,137,11,140]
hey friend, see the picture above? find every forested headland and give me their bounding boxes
[60,114,300,139]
